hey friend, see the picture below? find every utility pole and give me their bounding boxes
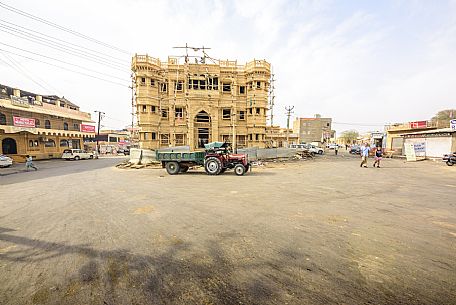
[130,74,136,146]
[94,110,105,154]
[285,105,294,147]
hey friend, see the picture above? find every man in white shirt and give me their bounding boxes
[360,143,370,168]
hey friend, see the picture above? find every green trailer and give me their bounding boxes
[155,151,206,175]
[156,142,250,176]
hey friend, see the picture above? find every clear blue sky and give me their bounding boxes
[0,0,455,133]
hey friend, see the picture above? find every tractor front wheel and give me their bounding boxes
[205,157,222,175]
[165,161,180,175]
[234,164,246,176]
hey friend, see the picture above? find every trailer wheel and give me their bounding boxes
[165,161,180,175]
[180,165,189,173]
[234,164,246,176]
[205,157,222,175]
[447,160,454,166]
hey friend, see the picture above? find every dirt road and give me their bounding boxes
[0,155,455,304]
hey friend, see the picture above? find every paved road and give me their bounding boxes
[0,157,126,183]
[0,155,455,305]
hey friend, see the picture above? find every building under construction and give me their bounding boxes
[131,48,271,150]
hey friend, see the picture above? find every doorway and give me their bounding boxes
[2,138,17,154]
[197,128,210,148]
[194,111,211,149]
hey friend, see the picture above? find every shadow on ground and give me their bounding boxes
[1,227,453,305]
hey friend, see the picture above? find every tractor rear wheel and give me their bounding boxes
[205,157,222,175]
[234,164,246,176]
[165,161,180,175]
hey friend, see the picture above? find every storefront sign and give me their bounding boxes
[414,142,426,158]
[410,121,427,129]
[10,95,30,108]
[450,119,456,130]
[371,132,383,139]
[80,124,96,133]
[405,132,452,138]
[404,143,416,161]
[13,116,35,128]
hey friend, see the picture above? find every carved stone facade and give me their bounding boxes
[131,54,271,150]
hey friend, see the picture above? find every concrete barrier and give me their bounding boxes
[129,148,142,164]
[238,148,258,161]
[129,148,158,165]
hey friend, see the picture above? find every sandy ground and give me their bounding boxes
[0,154,455,305]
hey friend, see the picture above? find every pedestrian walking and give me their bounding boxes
[360,143,370,168]
[335,144,339,155]
[25,155,38,171]
[373,147,383,168]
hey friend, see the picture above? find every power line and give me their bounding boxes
[0,24,128,72]
[0,19,128,65]
[0,42,129,82]
[332,121,385,127]
[0,1,130,55]
[5,52,62,94]
[0,52,51,92]
[0,48,129,88]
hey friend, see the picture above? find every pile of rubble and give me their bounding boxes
[115,160,161,169]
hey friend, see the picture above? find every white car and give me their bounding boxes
[0,154,13,167]
[62,149,94,160]
[307,144,324,155]
[327,143,339,149]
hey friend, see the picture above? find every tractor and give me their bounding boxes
[203,142,250,176]
[155,142,250,176]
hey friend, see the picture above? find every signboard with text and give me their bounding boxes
[13,116,35,128]
[410,121,427,129]
[451,119,456,130]
[414,142,426,158]
[404,143,416,161]
[80,124,96,133]
[10,95,30,108]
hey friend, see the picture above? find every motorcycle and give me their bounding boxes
[443,152,456,166]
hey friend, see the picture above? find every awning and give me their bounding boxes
[0,125,95,138]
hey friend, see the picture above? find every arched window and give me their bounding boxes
[195,111,210,123]
[45,120,51,129]
[29,140,34,147]
[35,119,40,127]
[63,122,68,130]
[44,139,56,147]
[0,112,6,125]
[59,139,68,147]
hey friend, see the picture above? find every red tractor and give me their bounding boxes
[203,142,250,176]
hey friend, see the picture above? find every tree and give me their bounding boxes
[431,109,456,127]
[339,130,359,144]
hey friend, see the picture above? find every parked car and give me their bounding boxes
[327,143,338,149]
[289,144,307,149]
[305,144,324,155]
[61,149,94,160]
[0,154,13,167]
[123,148,130,155]
[350,145,361,155]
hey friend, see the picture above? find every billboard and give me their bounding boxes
[13,116,35,127]
[410,121,427,129]
[80,124,96,133]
